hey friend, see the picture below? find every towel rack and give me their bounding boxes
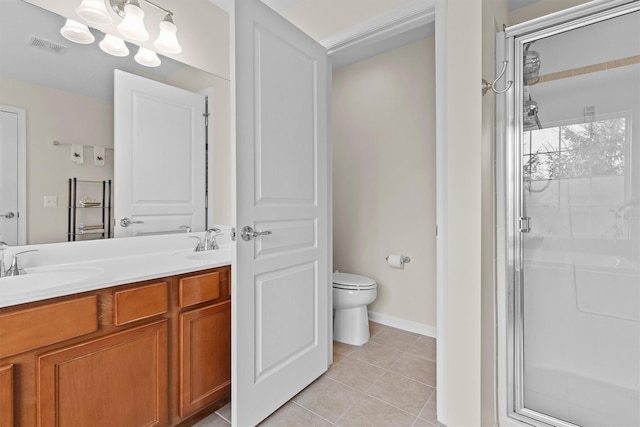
[53,140,114,150]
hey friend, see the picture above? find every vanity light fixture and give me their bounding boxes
[154,13,181,54]
[99,33,129,57]
[116,0,149,41]
[134,46,161,67]
[108,0,181,54]
[76,0,112,25]
[60,19,95,44]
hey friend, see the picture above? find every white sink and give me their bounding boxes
[1,266,104,296]
[176,247,231,263]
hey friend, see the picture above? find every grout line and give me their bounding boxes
[290,401,339,426]
[415,388,437,424]
[349,389,420,423]
[316,378,420,427]
[214,408,231,424]
[333,392,369,427]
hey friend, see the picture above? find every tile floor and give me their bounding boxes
[194,322,438,427]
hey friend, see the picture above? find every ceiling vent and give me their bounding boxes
[27,36,68,55]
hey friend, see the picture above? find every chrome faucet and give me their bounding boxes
[5,249,39,276]
[188,236,205,252]
[187,228,223,252]
[204,228,223,251]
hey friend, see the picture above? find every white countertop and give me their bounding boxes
[0,230,233,308]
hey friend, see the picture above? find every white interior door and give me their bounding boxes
[232,1,331,425]
[114,70,206,237]
[0,106,25,245]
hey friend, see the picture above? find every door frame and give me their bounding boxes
[321,1,448,423]
[0,105,27,245]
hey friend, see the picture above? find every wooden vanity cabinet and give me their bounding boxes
[0,265,231,427]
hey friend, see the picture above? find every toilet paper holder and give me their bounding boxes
[385,255,411,264]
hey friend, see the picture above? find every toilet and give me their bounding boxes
[332,272,378,346]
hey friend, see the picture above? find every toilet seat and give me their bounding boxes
[332,272,377,291]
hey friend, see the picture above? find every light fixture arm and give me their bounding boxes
[109,0,173,19]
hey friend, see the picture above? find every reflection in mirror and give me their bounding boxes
[0,0,231,245]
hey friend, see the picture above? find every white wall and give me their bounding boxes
[481,1,509,425]
[332,38,437,332]
[445,0,484,424]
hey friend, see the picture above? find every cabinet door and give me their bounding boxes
[38,320,168,427]
[179,300,231,418]
[0,364,13,427]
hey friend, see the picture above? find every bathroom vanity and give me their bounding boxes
[0,234,232,427]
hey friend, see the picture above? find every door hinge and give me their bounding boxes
[519,217,531,233]
[203,96,210,127]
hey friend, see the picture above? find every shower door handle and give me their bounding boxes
[519,217,531,233]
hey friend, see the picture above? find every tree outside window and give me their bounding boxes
[523,116,634,239]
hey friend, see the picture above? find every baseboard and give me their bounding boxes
[368,311,437,338]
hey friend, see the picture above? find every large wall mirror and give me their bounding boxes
[0,0,232,245]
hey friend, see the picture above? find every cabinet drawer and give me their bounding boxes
[179,272,221,307]
[114,282,168,325]
[0,296,98,358]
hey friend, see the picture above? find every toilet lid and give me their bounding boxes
[332,272,377,290]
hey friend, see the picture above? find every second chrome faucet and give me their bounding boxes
[189,228,223,252]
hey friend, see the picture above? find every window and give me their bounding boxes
[523,115,632,239]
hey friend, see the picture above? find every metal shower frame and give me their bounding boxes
[496,1,640,426]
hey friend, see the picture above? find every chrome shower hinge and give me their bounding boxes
[519,217,531,233]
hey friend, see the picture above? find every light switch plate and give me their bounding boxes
[44,196,57,207]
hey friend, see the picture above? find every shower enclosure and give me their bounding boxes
[498,1,640,426]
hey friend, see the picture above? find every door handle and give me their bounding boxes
[120,217,144,227]
[2,212,15,219]
[241,226,272,241]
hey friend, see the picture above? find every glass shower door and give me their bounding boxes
[515,5,640,427]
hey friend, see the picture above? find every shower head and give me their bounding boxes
[523,42,541,85]
[523,97,542,131]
